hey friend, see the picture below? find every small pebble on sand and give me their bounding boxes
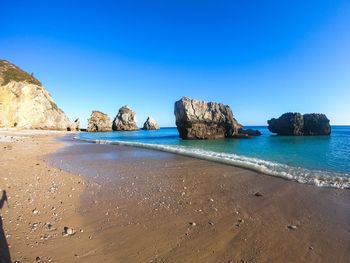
[62,227,76,236]
[288,225,297,230]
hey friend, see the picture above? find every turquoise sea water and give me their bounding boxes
[79,126,350,189]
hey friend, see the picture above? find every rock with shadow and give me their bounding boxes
[112,106,139,131]
[268,112,331,136]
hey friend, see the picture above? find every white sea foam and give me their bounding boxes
[76,137,350,189]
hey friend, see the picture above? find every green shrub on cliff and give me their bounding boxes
[0,59,42,86]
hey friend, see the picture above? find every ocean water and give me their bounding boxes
[78,126,350,189]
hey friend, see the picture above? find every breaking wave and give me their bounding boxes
[76,137,350,189]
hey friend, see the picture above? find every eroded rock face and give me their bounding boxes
[303,114,331,135]
[87,111,112,132]
[268,113,331,135]
[268,113,304,136]
[174,97,242,139]
[112,106,138,131]
[0,60,71,130]
[143,116,160,130]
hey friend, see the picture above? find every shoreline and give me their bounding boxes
[52,135,350,262]
[1,130,349,262]
[76,136,350,189]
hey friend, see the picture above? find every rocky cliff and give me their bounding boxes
[143,116,160,130]
[87,111,112,132]
[174,97,242,139]
[268,112,331,135]
[0,59,71,130]
[112,106,138,131]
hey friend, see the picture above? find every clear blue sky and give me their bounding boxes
[1,0,349,127]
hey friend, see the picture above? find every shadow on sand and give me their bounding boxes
[0,190,11,263]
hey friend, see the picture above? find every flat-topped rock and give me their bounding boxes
[112,106,138,131]
[174,97,242,139]
[87,111,112,132]
[268,112,331,135]
[143,116,160,130]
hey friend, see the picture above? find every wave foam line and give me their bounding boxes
[76,137,350,189]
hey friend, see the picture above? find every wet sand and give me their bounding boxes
[49,136,350,263]
[0,130,349,262]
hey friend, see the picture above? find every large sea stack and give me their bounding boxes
[112,106,138,131]
[174,97,242,139]
[0,59,71,130]
[268,112,331,135]
[87,111,112,132]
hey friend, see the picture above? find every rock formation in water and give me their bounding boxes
[143,116,160,130]
[238,128,262,136]
[303,114,332,135]
[87,111,112,132]
[174,97,243,139]
[268,112,331,135]
[0,59,71,130]
[68,118,80,131]
[112,106,138,131]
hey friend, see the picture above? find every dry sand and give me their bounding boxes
[0,130,100,263]
[1,130,350,263]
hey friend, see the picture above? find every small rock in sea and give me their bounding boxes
[62,226,76,237]
[254,192,263,197]
[287,225,297,230]
[189,222,197,226]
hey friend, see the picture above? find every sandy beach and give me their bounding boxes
[0,130,100,263]
[1,131,350,262]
